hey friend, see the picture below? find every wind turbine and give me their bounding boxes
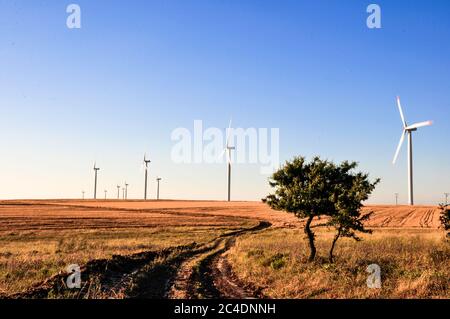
[93,163,100,199]
[117,185,120,199]
[220,119,235,202]
[395,193,399,206]
[445,193,449,206]
[82,191,85,200]
[125,182,129,200]
[392,96,433,206]
[143,154,151,200]
[156,177,162,200]
[104,190,107,200]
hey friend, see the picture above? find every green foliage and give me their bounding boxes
[247,249,264,258]
[439,204,450,237]
[261,253,288,270]
[328,168,379,238]
[263,157,341,219]
[263,156,379,262]
[326,169,379,262]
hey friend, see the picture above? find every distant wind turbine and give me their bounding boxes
[220,119,235,202]
[125,182,129,200]
[82,191,85,200]
[117,185,120,199]
[156,177,162,200]
[93,162,100,199]
[143,154,151,200]
[392,96,433,206]
[104,190,107,200]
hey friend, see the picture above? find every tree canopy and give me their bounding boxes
[263,156,379,262]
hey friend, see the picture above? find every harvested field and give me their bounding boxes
[0,200,447,298]
[363,205,441,228]
[6,200,440,228]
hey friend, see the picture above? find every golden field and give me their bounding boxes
[228,227,448,299]
[0,200,447,298]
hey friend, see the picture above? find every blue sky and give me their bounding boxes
[0,0,449,204]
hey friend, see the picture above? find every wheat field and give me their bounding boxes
[0,200,447,298]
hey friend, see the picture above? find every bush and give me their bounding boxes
[439,205,450,238]
[261,253,288,270]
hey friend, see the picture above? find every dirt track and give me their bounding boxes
[7,221,270,299]
[168,221,270,299]
[0,200,443,299]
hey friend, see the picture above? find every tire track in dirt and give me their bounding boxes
[6,244,196,299]
[168,221,271,299]
[419,209,434,228]
[399,209,416,227]
[166,238,224,299]
[7,221,271,299]
[198,237,264,299]
[212,248,260,298]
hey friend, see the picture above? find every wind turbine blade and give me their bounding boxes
[405,120,433,130]
[396,96,407,128]
[393,130,406,164]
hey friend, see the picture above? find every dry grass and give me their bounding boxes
[1,200,447,298]
[0,227,234,295]
[0,202,255,295]
[228,227,449,298]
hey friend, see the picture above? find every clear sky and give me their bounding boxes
[0,0,449,204]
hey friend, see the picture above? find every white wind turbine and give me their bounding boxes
[142,153,151,200]
[93,162,100,199]
[220,119,235,202]
[392,96,433,206]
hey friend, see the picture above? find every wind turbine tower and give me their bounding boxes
[143,154,151,200]
[221,120,235,202]
[392,96,433,205]
[156,177,162,200]
[93,163,100,199]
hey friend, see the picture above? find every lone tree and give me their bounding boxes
[439,204,450,238]
[263,156,379,262]
[327,163,379,262]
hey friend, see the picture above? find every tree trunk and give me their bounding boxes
[304,216,316,262]
[329,229,341,263]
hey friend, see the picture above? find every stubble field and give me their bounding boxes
[0,200,447,298]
